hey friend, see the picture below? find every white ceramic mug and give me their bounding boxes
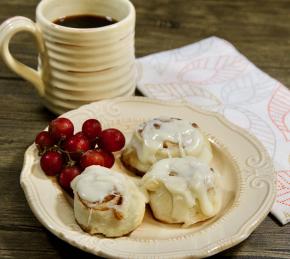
[0,0,136,114]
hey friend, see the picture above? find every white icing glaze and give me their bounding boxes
[131,117,204,164]
[87,208,93,227]
[142,157,219,218]
[71,165,126,204]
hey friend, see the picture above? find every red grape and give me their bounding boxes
[64,133,90,160]
[49,117,74,142]
[74,131,86,138]
[99,128,125,152]
[80,149,115,170]
[59,166,81,190]
[35,131,55,152]
[82,119,102,141]
[40,151,64,176]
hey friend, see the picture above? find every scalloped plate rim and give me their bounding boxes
[20,96,276,258]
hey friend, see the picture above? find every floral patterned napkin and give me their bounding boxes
[136,36,290,224]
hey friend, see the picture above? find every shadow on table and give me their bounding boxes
[46,230,102,259]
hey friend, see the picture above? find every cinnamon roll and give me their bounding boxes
[141,157,222,226]
[71,165,146,237]
[121,117,212,176]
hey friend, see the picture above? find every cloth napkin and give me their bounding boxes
[136,36,290,225]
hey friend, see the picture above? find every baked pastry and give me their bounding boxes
[121,117,212,176]
[141,157,222,226]
[71,165,146,237]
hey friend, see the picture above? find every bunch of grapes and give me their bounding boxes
[35,117,125,192]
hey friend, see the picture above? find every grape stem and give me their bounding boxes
[42,144,76,166]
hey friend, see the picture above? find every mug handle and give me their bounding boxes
[0,16,46,96]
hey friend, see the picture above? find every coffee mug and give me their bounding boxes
[0,0,136,114]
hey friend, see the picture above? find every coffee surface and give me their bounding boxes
[53,15,117,28]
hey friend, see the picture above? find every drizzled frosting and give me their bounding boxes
[71,165,126,204]
[131,117,204,164]
[142,157,220,220]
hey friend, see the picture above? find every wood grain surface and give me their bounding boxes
[0,0,289,258]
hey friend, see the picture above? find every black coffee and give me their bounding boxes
[53,15,117,29]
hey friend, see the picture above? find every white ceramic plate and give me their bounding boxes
[20,96,276,258]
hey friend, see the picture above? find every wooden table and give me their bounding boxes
[0,0,289,258]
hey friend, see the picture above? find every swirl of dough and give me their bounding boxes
[71,165,146,237]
